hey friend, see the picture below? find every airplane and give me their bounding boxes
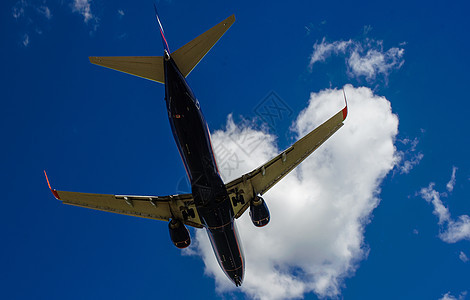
[45,8,348,287]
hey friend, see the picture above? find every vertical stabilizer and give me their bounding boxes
[154,4,170,53]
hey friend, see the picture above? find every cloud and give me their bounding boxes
[348,46,404,81]
[12,0,26,19]
[439,291,467,300]
[310,38,405,82]
[12,1,52,20]
[71,0,95,24]
[310,38,352,65]
[440,292,457,300]
[396,137,423,174]
[118,9,125,17]
[399,153,423,174]
[419,169,470,243]
[363,25,373,35]
[420,183,451,225]
[37,5,52,19]
[447,166,458,192]
[459,251,468,263]
[443,216,470,243]
[188,85,399,299]
[22,34,30,47]
[11,1,52,46]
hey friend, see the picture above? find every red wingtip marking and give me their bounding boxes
[44,170,60,200]
[342,88,348,120]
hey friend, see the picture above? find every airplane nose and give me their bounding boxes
[227,267,244,287]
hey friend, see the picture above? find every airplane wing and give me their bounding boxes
[45,172,203,228]
[225,99,348,219]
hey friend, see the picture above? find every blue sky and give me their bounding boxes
[2,0,469,299]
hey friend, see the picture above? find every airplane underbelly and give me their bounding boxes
[169,103,217,181]
[207,221,244,285]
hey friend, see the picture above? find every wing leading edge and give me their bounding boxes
[44,171,203,228]
[226,97,348,218]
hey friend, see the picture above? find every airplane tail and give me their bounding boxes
[89,14,235,84]
[154,4,171,54]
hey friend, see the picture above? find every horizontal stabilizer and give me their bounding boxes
[172,15,235,77]
[89,56,164,83]
[88,15,235,83]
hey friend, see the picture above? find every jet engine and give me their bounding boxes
[168,219,191,248]
[249,196,270,227]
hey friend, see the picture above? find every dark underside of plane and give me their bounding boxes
[45,9,347,287]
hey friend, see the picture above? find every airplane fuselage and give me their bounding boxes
[163,53,244,286]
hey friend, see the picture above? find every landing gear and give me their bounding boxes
[232,194,245,207]
[233,275,242,287]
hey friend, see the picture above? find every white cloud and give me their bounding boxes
[419,169,470,244]
[12,1,53,46]
[22,34,30,47]
[189,85,399,299]
[310,38,405,82]
[392,136,424,175]
[348,46,404,81]
[443,215,470,243]
[440,292,458,300]
[72,0,94,23]
[118,9,125,17]
[310,38,352,65]
[396,137,423,174]
[420,183,451,225]
[447,166,458,192]
[37,5,52,19]
[363,25,373,35]
[459,251,468,263]
[399,152,423,174]
[12,1,52,20]
[439,291,467,300]
[12,0,26,19]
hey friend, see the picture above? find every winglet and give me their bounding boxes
[342,88,348,120]
[44,170,60,200]
[154,4,170,53]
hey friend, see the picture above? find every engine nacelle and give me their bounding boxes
[249,196,270,227]
[168,219,191,248]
